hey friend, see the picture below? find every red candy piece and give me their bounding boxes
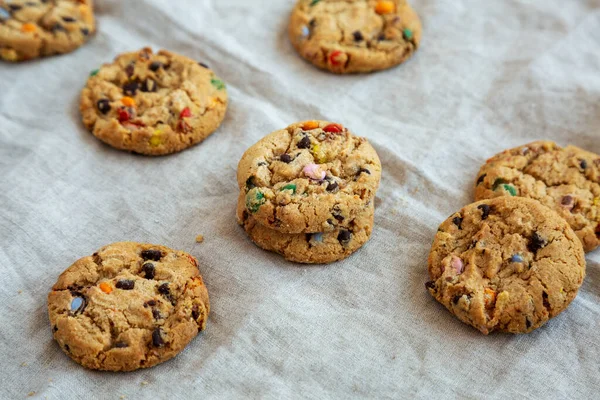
[186,254,198,267]
[118,108,130,122]
[180,107,192,118]
[178,120,192,133]
[323,123,343,133]
[329,50,343,66]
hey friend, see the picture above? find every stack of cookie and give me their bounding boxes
[426,141,597,335]
[236,120,382,264]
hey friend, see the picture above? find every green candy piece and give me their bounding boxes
[403,28,413,40]
[211,78,225,90]
[492,178,507,190]
[246,189,266,213]
[280,184,297,194]
[89,69,99,77]
[501,184,517,196]
[310,0,321,5]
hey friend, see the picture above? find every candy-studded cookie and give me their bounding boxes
[80,48,228,156]
[0,0,95,62]
[427,197,585,335]
[475,141,600,252]
[47,242,210,371]
[237,192,374,264]
[289,0,421,73]
[237,120,381,234]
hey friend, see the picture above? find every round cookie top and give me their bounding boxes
[47,242,210,371]
[427,197,585,335]
[288,0,422,74]
[475,141,600,252]
[237,120,381,234]
[80,47,228,156]
[0,0,95,62]
[236,192,374,264]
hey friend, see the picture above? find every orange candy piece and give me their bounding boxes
[484,288,496,308]
[121,96,136,107]
[21,23,37,33]
[375,1,396,15]
[302,121,320,130]
[99,282,113,294]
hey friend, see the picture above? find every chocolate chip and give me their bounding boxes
[140,78,157,92]
[145,299,157,307]
[141,249,163,261]
[332,208,344,222]
[476,174,486,185]
[326,181,339,192]
[198,62,209,68]
[477,204,492,220]
[526,318,532,329]
[297,135,311,149]
[97,99,110,114]
[53,325,58,332]
[452,216,463,229]
[142,262,155,279]
[192,305,200,320]
[561,195,574,206]
[528,232,547,253]
[257,162,267,166]
[123,81,139,96]
[51,24,66,33]
[246,176,256,190]
[158,283,170,295]
[378,33,386,41]
[149,62,163,71]
[62,16,75,22]
[64,344,70,352]
[115,342,128,348]
[309,18,316,27]
[337,229,351,245]
[152,309,162,320]
[580,160,588,170]
[452,295,462,305]
[9,4,22,11]
[358,168,371,175]
[352,31,363,41]
[125,63,135,78]
[425,281,435,290]
[81,28,89,36]
[116,280,135,290]
[152,328,164,347]
[280,154,292,163]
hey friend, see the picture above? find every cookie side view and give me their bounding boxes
[475,141,600,252]
[289,0,422,73]
[0,0,96,62]
[80,48,228,156]
[237,120,381,234]
[236,192,374,264]
[47,242,210,371]
[427,197,585,335]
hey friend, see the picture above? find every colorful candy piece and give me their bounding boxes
[117,108,130,122]
[302,121,320,131]
[21,23,37,33]
[70,297,86,314]
[210,78,225,90]
[403,28,413,40]
[89,69,99,77]
[329,50,344,66]
[303,163,326,181]
[510,254,524,263]
[311,233,323,243]
[311,144,327,163]
[180,107,192,118]
[375,1,395,14]
[484,288,496,308]
[500,184,517,196]
[450,255,464,274]
[0,8,10,20]
[281,184,297,194]
[246,188,266,213]
[99,282,112,294]
[310,0,321,5]
[301,26,310,38]
[323,123,343,133]
[121,96,136,107]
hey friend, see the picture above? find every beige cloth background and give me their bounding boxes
[1,0,600,398]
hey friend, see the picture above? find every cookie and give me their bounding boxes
[80,48,228,156]
[426,197,585,335]
[237,120,381,234]
[237,192,374,264]
[0,0,95,62]
[475,141,600,252]
[288,0,422,74]
[47,242,210,371]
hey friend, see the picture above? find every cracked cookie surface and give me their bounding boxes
[80,47,228,156]
[289,0,421,73]
[237,120,381,234]
[47,242,210,371]
[237,192,374,264]
[0,0,95,61]
[427,197,585,335]
[475,141,600,252]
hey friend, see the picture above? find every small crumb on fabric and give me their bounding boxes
[18,290,22,294]
[21,362,27,367]
[28,392,35,397]
[195,234,204,243]
[141,381,149,386]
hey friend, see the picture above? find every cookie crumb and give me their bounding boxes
[28,392,35,397]
[195,234,204,243]
[20,362,27,367]
[141,381,149,386]
[18,290,22,294]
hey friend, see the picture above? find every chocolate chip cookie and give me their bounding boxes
[475,141,600,252]
[289,0,422,73]
[47,242,210,371]
[237,192,374,264]
[427,197,585,335]
[0,0,95,62]
[237,120,381,234]
[80,48,228,156]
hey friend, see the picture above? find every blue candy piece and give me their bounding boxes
[510,254,524,263]
[312,233,323,243]
[70,297,85,313]
[0,7,10,20]
[301,26,310,38]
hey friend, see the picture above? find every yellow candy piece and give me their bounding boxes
[149,130,162,147]
[375,0,395,15]
[302,121,320,131]
[99,282,112,294]
[311,144,327,163]
[21,23,37,33]
[0,48,18,62]
[121,96,136,107]
[594,198,600,207]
